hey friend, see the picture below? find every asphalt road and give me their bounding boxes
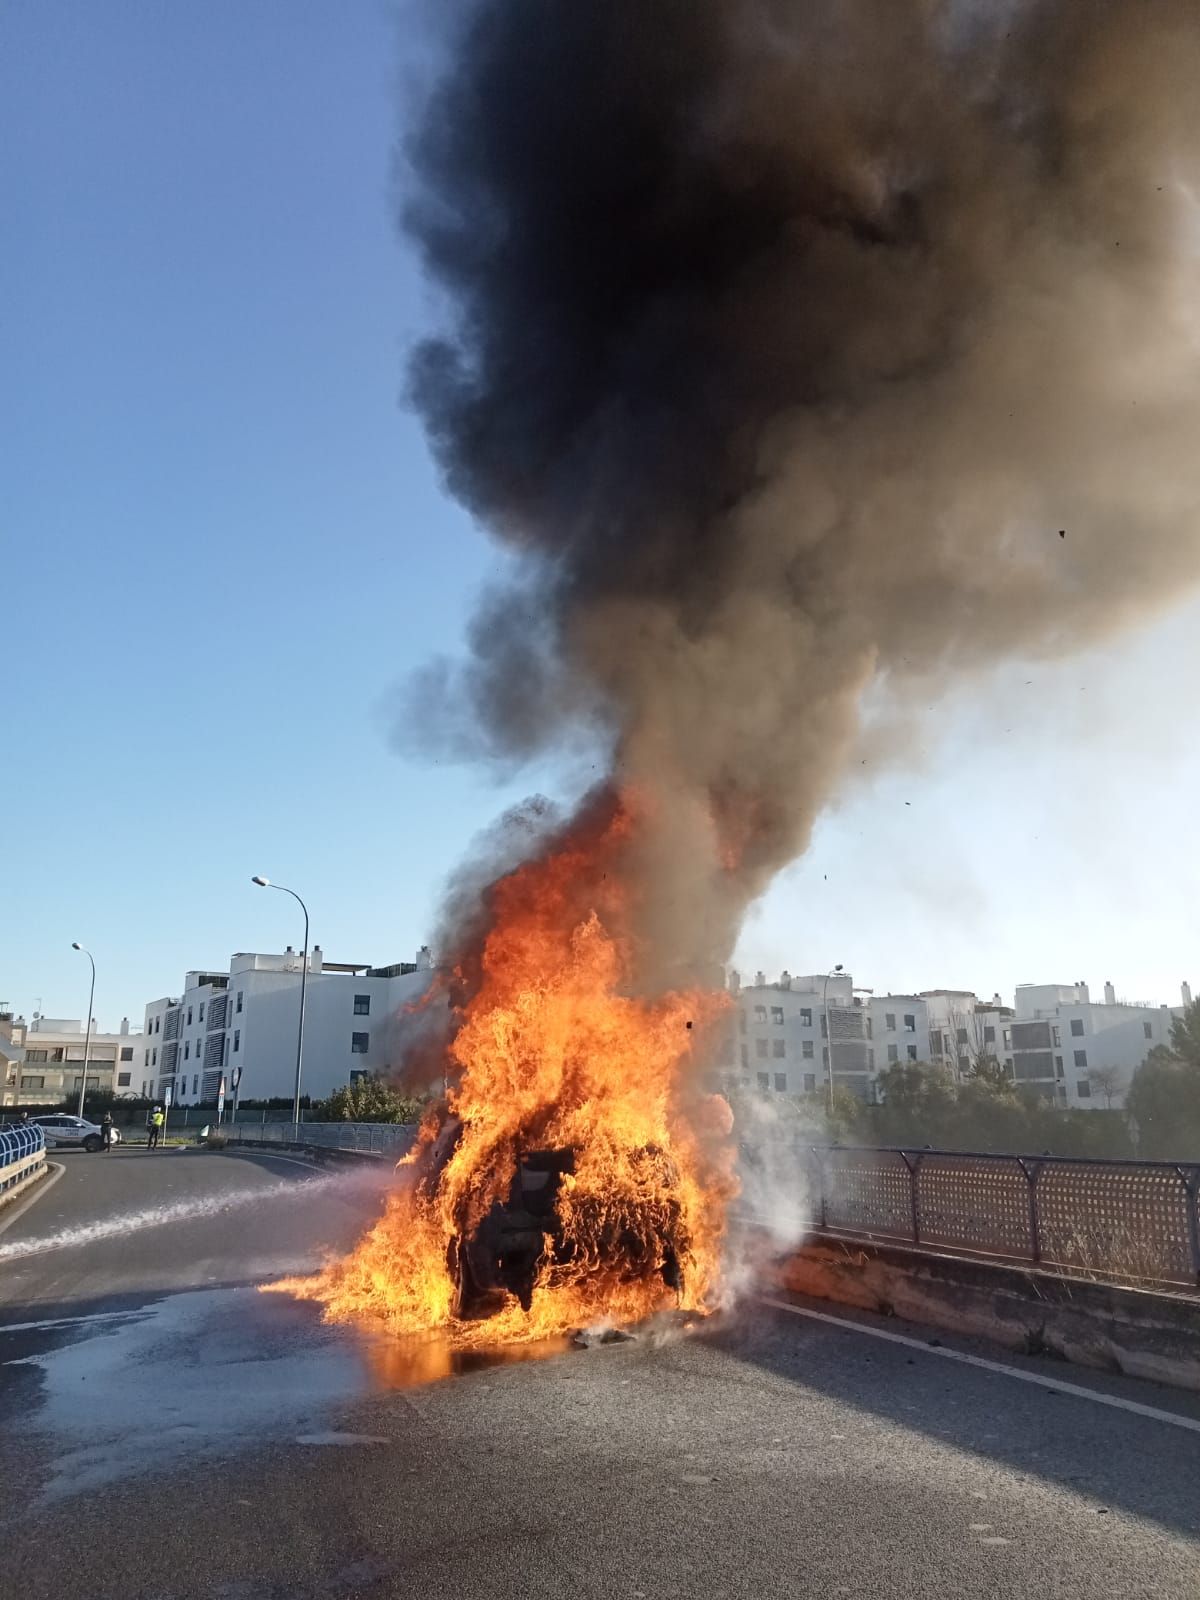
[1,1147,1199,1599]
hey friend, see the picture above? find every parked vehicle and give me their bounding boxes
[29,1114,122,1154]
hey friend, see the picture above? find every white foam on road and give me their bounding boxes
[760,1295,1200,1435]
[0,1168,383,1263]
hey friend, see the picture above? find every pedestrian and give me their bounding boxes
[147,1105,164,1150]
[101,1110,114,1151]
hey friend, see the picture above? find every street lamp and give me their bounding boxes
[823,964,845,1114]
[71,942,96,1119]
[251,876,309,1128]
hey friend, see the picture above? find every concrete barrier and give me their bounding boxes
[777,1232,1200,1393]
[0,1123,48,1209]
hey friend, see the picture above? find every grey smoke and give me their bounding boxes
[398,0,1200,972]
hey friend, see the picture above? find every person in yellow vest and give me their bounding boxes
[146,1106,165,1150]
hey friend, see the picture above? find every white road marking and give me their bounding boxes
[759,1295,1200,1435]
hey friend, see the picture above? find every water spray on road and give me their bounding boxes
[0,1167,386,1264]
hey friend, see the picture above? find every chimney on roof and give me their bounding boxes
[120,1017,129,1035]
[780,970,792,990]
[754,970,766,988]
[1103,981,1116,1006]
[310,945,323,975]
[416,945,433,971]
[727,968,741,994]
[1183,981,1193,1008]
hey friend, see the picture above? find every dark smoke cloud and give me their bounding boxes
[400,0,1200,972]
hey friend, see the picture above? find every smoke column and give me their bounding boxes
[401,0,1200,976]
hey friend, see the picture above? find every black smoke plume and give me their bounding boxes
[400,0,1200,974]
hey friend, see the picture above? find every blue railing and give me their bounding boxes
[0,1122,46,1196]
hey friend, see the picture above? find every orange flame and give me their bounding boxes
[277,792,738,1344]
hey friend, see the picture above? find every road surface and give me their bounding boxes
[1,1145,1198,1599]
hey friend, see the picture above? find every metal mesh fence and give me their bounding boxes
[814,1146,1200,1287]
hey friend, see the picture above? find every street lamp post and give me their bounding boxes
[251,876,309,1129]
[71,942,96,1119]
[823,964,845,1114]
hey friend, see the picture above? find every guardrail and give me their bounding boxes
[807,1145,1200,1288]
[0,1123,47,1200]
[220,1121,417,1159]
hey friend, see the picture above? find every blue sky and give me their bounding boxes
[4,2,1198,1029]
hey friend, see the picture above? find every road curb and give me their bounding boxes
[0,1161,65,1238]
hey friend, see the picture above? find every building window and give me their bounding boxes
[754,1005,767,1024]
[800,1008,812,1027]
[958,1056,970,1074]
[755,1038,768,1059]
[236,991,243,1014]
[184,1042,190,1060]
[51,1047,64,1062]
[885,1013,896,1031]
[187,1007,193,1025]
[820,1015,828,1038]
[1055,1055,1064,1076]
[25,1049,48,1063]
[740,1044,748,1069]
[888,1044,899,1063]
[193,1075,199,1095]
[1073,1049,1088,1069]
[930,1030,943,1055]
[1070,1018,1084,1037]
[117,1072,131,1087]
[20,1075,44,1090]
[144,1049,149,1067]
[907,1045,918,1061]
[1077,1079,1091,1099]
[772,1038,785,1059]
[354,994,371,1017]
[1143,1021,1153,1040]
[770,1006,784,1025]
[773,1072,787,1093]
[983,1026,995,1045]
[351,1032,369,1054]
[803,1073,816,1094]
[119,1046,132,1062]
[956,1027,969,1045]
[904,1014,916,1032]
[756,1072,770,1091]
[199,1003,205,1023]
[155,1016,161,1034]
[822,1047,829,1069]
[865,1017,873,1040]
[1003,1028,1012,1047]
[1051,1025,1061,1047]
[349,1068,369,1085]
[739,1011,746,1033]
[868,1048,875,1070]
[233,1030,240,1052]
[152,1049,157,1067]
[802,1040,814,1060]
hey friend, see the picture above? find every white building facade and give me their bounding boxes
[1008,980,1184,1109]
[142,946,440,1106]
[723,968,1191,1110]
[1,1013,145,1107]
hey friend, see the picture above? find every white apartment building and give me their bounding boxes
[1008,980,1187,1109]
[723,968,1192,1110]
[142,946,440,1106]
[1,1012,145,1107]
[727,970,899,1102]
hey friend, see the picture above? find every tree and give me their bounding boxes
[970,1053,1011,1091]
[1086,1063,1126,1110]
[1168,999,1200,1070]
[311,1075,423,1124]
[1126,1043,1200,1160]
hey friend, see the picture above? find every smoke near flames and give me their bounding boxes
[290,2,1200,1340]
[403,0,1200,972]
